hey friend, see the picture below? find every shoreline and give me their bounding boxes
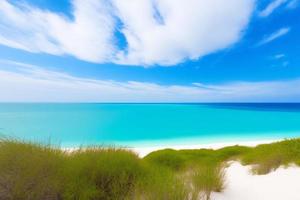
[63,138,282,157]
[128,138,279,157]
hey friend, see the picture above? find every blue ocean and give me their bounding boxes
[0,103,300,147]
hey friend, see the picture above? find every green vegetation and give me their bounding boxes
[0,138,300,200]
[240,139,300,174]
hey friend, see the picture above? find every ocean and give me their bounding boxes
[0,103,300,147]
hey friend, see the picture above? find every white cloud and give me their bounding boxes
[0,60,300,102]
[257,27,290,46]
[112,0,254,65]
[0,0,255,66]
[259,0,288,17]
[0,0,116,62]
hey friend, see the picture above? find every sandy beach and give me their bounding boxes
[130,139,300,200]
[212,162,300,200]
[62,138,300,200]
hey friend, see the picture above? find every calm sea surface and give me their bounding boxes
[0,103,300,147]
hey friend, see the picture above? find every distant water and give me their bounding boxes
[0,103,300,147]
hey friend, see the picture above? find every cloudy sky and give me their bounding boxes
[0,0,299,102]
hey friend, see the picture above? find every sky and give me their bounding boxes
[0,0,299,102]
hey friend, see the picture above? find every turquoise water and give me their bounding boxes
[0,103,300,147]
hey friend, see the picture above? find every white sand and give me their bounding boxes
[212,162,300,200]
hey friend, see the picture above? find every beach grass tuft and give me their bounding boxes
[240,139,300,174]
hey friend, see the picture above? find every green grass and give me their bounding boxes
[144,146,250,199]
[240,139,300,174]
[1,138,300,200]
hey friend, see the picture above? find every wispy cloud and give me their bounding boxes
[257,27,290,46]
[282,61,289,67]
[259,0,288,17]
[0,0,255,66]
[286,0,300,9]
[273,54,285,59]
[271,54,289,68]
[259,0,299,17]
[0,60,300,102]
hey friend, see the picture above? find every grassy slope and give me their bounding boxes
[0,138,300,200]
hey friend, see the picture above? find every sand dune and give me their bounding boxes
[213,162,300,200]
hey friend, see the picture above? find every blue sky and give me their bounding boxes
[0,0,300,102]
